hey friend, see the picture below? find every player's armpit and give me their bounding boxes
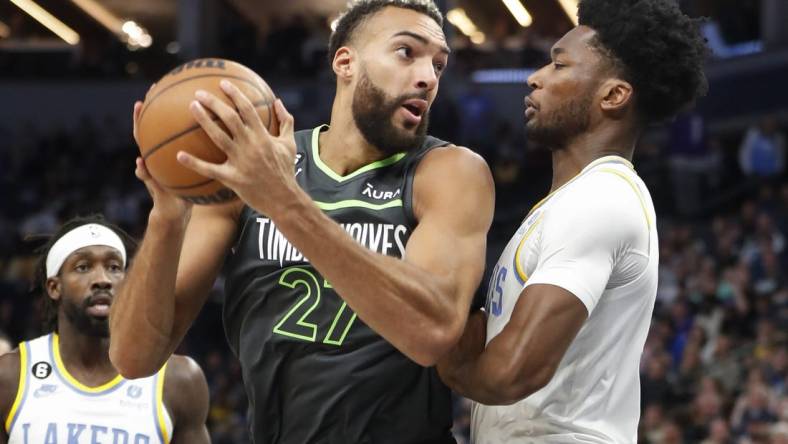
[442,284,587,405]
[164,355,210,444]
[109,200,241,378]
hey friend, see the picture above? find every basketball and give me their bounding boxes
[136,58,278,204]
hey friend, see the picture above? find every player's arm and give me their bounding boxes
[274,146,494,366]
[164,355,210,444]
[176,84,494,366]
[110,101,242,378]
[438,287,587,405]
[438,175,644,404]
[0,350,21,444]
[109,200,240,378]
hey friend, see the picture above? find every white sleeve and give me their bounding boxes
[523,172,648,315]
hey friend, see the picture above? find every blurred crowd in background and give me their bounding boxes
[1,0,787,443]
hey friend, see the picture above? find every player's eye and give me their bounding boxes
[396,46,412,58]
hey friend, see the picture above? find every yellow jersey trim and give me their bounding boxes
[156,362,170,444]
[525,155,635,220]
[597,168,653,229]
[514,215,543,283]
[4,341,28,432]
[52,334,124,393]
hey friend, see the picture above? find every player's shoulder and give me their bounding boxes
[163,354,205,386]
[416,143,492,185]
[0,349,21,417]
[162,354,209,424]
[558,164,644,207]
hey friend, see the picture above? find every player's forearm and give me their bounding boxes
[443,345,548,406]
[109,212,187,377]
[440,311,551,405]
[270,194,461,366]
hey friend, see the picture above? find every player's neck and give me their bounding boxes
[321,98,391,176]
[56,322,116,383]
[549,127,636,192]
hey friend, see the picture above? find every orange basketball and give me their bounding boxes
[136,58,278,204]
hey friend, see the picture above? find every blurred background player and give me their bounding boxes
[438,0,709,442]
[0,216,210,444]
[109,1,493,443]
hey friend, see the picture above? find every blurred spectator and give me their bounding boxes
[667,111,722,216]
[739,116,786,179]
[701,417,731,444]
[456,85,496,158]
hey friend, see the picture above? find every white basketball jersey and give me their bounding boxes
[472,156,659,443]
[5,333,173,444]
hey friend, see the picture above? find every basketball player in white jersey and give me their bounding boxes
[0,216,210,444]
[437,0,709,442]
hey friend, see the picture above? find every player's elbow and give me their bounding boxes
[409,319,464,367]
[109,343,158,379]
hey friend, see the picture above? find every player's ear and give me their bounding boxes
[599,79,633,116]
[46,277,62,301]
[332,46,355,81]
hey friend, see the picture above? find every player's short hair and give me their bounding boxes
[578,0,709,124]
[30,215,136,333]
[328,0,443,63]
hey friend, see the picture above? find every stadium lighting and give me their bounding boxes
[69,0,153,49]
[447,8,486,44]
[557,0,579,26]
[0,20,10,38]
[9,0,80,45]
[501,0,533,27]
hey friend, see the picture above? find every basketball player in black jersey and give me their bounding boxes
[110,1,494,443]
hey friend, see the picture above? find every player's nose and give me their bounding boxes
[90,267,114,290]
[414,60,439,92]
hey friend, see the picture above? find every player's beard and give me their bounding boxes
[62,293,110,338]
[526,88,593,150]
[352,69,429,156]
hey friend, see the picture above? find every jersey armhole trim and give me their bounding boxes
[4,341,29,433]
[596,168,653,230]
[154,362,170,444]
[512,215,543,285]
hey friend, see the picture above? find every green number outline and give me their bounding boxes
[272,269,358,346]
[272,268,321,341]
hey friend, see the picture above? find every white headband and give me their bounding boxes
[45,224,127,278]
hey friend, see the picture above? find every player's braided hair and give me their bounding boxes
[328,0,443,63]
[29,215,136,333]
[578,0,709,124]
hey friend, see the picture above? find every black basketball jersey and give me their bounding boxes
[223,126,456,444]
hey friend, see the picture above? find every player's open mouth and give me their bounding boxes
[400,99,427,125]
